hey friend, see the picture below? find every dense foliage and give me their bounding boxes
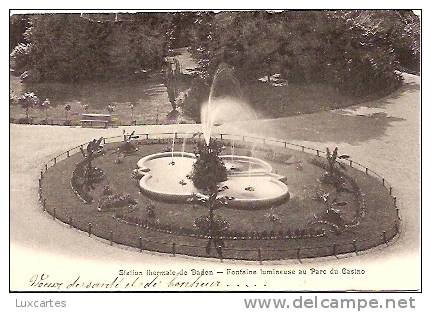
[190,138,227,191]
[183,10,420,119]
[10,11,420,119]
[10,13,172,82]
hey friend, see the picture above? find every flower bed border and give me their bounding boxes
[37,132,401,261]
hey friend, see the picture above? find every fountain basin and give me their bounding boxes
[137,152,289,209]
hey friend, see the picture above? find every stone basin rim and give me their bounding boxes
[136,151,290,209]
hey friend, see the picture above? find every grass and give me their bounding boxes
[10,72,194,126]
[243,81,361,118]
[41,139,398,260]
[11,71,378,127]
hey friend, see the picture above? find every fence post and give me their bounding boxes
[67,150,70,157]
[110,231,113,246]
[45,164,48,171]
[352,239,358,254]
[139,236,143,252]
[88,223,92,237]
[38,178,42,189]
[284,142,287,149]
[301,146,304,152]
[389,186,393,195]
[54,157,57,165]
[382,231,387,245]
[258,248,262,265]
[382,178,385,186]
[316,150,320,157]
[40,170,43,179]
[393,196,397,207]
[332,244,337,257]
[396,208,400,220]
[103,138,106,144]
[349,160,353,167]
[365,168,368,175]
[172,242,176,256]
[220,134,223,140]
[145,134,149,140]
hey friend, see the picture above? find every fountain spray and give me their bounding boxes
[202,64,242,146]
[170,131,176,166]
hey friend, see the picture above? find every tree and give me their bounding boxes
[129,103,135,124]
[10,13,171,82]
[326,147,342,179]
[64,104,71,124]
[184,10,418,120]
[40,98,50,122]
[189,138,230,255]
[19,92,39,121]
[190,138,227,191]
[79,137,104,190]
[165,58,182,111]
[321,147,351,192]
[10,14,29,53]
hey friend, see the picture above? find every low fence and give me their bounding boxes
[37,132,402,261]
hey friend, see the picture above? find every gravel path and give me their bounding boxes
[10,74,420,291]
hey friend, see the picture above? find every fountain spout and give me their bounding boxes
[170,132,177,166]
[201,64,242,146]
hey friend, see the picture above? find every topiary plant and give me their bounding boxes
[190,138,227,192]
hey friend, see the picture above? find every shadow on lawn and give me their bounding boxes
[220,76,420,145]
[220,111,405,145]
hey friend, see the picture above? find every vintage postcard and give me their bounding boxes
[9,9,421,293]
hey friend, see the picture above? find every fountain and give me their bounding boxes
[136,64,290,209]
[137,152,289,209]
[202,64,243,145]
[169,132,176,166]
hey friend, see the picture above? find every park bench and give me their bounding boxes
[80,113,112,128]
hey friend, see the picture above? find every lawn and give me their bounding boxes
[242,80,371,118]
[9,72,194,126]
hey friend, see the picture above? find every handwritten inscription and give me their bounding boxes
[28,267,365,290]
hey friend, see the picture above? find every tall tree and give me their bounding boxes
[10,13,171,82]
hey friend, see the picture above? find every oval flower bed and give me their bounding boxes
[39,135,399,260]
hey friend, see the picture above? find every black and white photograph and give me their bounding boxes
[7,6,423,307]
